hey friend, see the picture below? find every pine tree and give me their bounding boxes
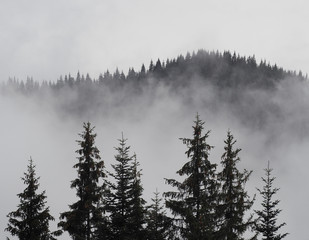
[59,122,108,240]
[107,134,146,240]
[128,154,147,239]
[140,64,146,76]
[216,131,255,240]
[255,162,288,240]
[146,189,174,240]
[164,114,218,240]
[6,158,61,240]
[148,60,154,72]
[107,135,133,239]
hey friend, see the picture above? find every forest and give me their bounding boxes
[2,50,306,93]
[2,49,307,131]
[5,117,287,240]
[2,50,299,239]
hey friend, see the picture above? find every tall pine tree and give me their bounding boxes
[216,131,255,240]
[164,114,218,240]
[6,158,61,240]
[107,134,146,240]
[255,162,288,240]
[59,122,108,240]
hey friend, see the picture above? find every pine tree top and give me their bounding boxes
[6,158,61,240]
[255,161,288,240]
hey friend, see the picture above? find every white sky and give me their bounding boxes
[0,0,308,82]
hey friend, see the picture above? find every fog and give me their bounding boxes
[1,76,308,239]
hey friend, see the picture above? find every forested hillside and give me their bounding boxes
[3,50,306,93]
[1,50,305,239]
[1,50,306,131]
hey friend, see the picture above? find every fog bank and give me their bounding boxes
[1,76,307,239]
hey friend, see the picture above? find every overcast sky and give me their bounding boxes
[0,0,308,82]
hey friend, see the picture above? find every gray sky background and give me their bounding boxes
[0,0,308,82]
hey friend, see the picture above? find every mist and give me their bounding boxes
[1,73,308,239]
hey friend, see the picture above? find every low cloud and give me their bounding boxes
[0,75,307,239]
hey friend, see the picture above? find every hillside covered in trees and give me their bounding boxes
[1,49,305,239]
[1,50,307,131]
[2,50,306,92]
[2,50,307,94]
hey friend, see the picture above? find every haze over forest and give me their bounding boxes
[1,50,309,239]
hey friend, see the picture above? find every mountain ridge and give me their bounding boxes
[2,49,307,94]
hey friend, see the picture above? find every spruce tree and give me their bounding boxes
[128,154,147,239]
[6,158,61,240]
[216,131,255,240]
[107,135,133,239]
[164,114,218,240]
[146,189,173,240]
[255,162,288,240]
[107,134,146,240]
[59,122,108,240]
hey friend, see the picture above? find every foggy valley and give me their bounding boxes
[1,51,308,239]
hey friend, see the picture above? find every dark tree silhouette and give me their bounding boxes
[164,114,218,240]
[107,134,146,240]
[146,190,174,240]
[216,131,255,240]
[59,122,108,240]
[255,162,288,240]
[128,155,147,239]
[6,158,61,240]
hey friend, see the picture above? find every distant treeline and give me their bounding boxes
[2,50,307,95]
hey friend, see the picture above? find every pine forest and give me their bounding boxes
[2,50,296,239]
